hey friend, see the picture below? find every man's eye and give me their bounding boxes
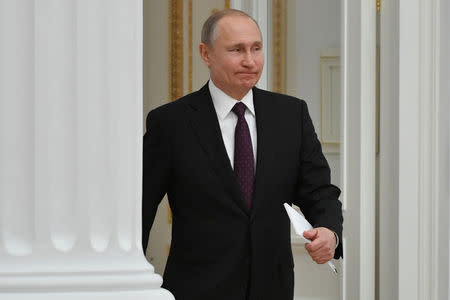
[231,48,240,52]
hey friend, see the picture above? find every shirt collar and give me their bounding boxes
[208,79,255,121]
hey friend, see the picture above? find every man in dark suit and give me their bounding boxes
[143,9,343,300]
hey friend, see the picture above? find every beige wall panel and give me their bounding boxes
[143,0,169,113]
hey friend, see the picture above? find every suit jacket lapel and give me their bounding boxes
[251,87,277,221]
[187,83,249,216]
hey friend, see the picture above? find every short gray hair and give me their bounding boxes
[201,9,261,47]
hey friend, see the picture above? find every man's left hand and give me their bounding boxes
[303,227,336,264]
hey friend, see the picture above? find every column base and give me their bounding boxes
[0,289,174,300]
[0,258,175,299]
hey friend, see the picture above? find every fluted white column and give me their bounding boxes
[0,0,173,299]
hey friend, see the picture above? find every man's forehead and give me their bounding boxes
[218,14,256,24]
[215,15,261,39]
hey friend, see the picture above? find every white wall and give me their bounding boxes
[293,1,340,127]
[286,1,341,299]
[289,0,341,187]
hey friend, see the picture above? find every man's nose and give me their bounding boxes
[241,51,255,67]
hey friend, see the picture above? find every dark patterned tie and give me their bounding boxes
[232,102,254,210]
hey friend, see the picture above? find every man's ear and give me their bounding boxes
[199,43,211,67]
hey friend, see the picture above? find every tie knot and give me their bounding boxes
[232,102,247,118]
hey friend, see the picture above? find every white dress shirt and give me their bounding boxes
[208,80,257,170]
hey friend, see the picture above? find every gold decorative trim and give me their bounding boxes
[272,0,287,93]
[188,0,193,93]
[168,0,183,224]
[376,45,380,153]
[377,0,381,12]
[169,0,184,102]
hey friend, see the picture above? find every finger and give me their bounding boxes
[316,258,329,264]
[316,227,336,246]
[303,228,318,240]
[310,253,331,264]
[314,229,336,249]
[310,247,335,264]
[307,243,334,260]
[305,238,327,252]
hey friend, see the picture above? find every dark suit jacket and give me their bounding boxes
[142,83,343,300]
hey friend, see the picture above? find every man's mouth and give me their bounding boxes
[236,72,258,76]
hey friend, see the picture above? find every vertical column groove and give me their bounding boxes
[0,0,35,256]
[35,0,78,252]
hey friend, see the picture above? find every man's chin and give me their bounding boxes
[239,79,258,89]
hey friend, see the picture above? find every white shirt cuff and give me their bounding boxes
[333,231,339,249]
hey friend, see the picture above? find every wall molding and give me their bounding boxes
[396,1,442,299]
[341,0,376,299]
[169,0,184,101]
[320,49,340,153]
[188,0,193,93]
[272,0,286,93]
[415,0,441,298]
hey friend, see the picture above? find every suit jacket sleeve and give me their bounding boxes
[142,109,171,255]
[295,100,343,259]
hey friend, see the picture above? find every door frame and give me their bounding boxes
[340,1,376,299]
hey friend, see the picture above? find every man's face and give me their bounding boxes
[199,15,264,100]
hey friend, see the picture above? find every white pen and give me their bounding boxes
[328,261,338,274]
